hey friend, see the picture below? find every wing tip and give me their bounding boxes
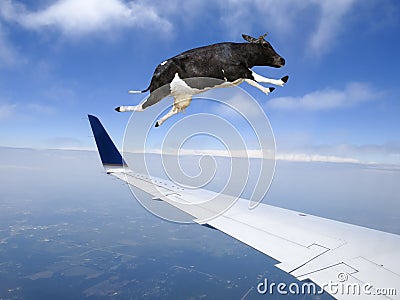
[88,114,127,168]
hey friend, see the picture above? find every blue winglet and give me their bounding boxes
[88,115,126,167]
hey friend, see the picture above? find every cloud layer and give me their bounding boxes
[0,0,370,49]
[0,22,22,67]
[0,0,395,67]
[140,143,400,166]
[267,82,377,110]
[0,0,172,36]
[216,0,358,55]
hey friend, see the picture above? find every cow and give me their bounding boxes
[115,33,288,127]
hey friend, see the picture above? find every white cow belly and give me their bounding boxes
[170,72,244,112]
[174,96,192,110]
[170,73,198,97]
[170,72,244,97]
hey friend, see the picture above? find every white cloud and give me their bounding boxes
[217,0,306,37]
[308,0,356,54]
[276,152,359,164]
[0,0,391,58]
[0,101,56,121]
[267,82,377,111]
[26,103,56,115]
[311,143,400,165]
[275,143,400,165]
[216,0,357,55]
[0,22,19,66]
[128,141,400,165]
[130,147,378,165]
[0,0,172,37]
[131,148,359,163]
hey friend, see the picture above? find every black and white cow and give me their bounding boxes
[116,33,288,127]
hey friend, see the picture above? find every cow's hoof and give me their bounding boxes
[115,107,121,112]
[155,122,160,127]
[281,75,289,83]
[269,87,275,93]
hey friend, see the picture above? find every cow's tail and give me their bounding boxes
[128,82,151,94]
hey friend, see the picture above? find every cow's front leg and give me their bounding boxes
[155,106,179,127]
[251,70,289,87]
[115,104,144,112]
[244,79,275,95]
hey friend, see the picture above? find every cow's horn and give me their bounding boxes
[257,33,268,42]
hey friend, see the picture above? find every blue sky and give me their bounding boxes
[0,0,399,165]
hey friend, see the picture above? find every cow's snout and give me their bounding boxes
[279,57,285,66]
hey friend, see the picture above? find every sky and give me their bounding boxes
[0,0,399,166]
[0,2,399,297]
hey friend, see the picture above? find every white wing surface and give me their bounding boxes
[88,115,400,299]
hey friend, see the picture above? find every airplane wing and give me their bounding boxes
[88,115,400,299]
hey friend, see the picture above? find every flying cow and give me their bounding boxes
[116,33,288,127]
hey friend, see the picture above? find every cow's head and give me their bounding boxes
[242,33,285,68]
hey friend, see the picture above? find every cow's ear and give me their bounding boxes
[242,34,257,43]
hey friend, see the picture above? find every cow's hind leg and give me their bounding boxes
[115,104,144,112]
[155,106,179,127]
[116,85,171,113]
[251,70,289,87]
[115,92,160,112]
